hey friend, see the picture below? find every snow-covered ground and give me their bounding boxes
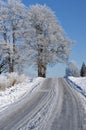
[0,74,86,116]
[69,77,86,93]
[66,76,86,125]
[66,77,86,97]
[0,75,44,112]
[0,76,86,129]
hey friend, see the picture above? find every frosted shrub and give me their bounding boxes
[7,72,28,85]
[0,75,10,90]
[0,73,28,90]
[6,72,28,86]
[6,72,18,86]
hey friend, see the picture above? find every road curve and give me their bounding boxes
[0,78,85,130]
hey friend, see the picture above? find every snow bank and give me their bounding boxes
[0,76,44,112]
[66,77,86,97]
[69,77,86,93]
[66,76,86,123]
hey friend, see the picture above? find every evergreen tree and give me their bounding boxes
[80,62,86,77]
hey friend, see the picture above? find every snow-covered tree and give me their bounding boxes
[80,62,86,77]
[66,61,80,77]
[0,0,8,42]
[25,5,73,77]
[0,0,27,73]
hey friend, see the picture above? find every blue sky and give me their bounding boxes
[22,0,86,77]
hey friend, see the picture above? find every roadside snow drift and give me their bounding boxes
[0,73,44,112]
[66,76,86,97]
[69,77,86,92]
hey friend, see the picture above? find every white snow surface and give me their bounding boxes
[0,77,44,112]
[67,76,86,125]
[69,76,86,93]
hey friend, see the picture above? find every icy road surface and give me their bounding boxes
[0,78,86,130]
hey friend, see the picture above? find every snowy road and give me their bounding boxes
[0,78,85,130]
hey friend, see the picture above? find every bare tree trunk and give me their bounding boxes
[37,51,47,78]
[38,62,46,77]
[37,43,47,77]
[37,33,47,77]
[8,32,15,73]
[3,26,10,73]
[11,41,15,72]
[6,50,13,73]
[9,62,13,72]
[10,24,16,73]
[3,26,7,43]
